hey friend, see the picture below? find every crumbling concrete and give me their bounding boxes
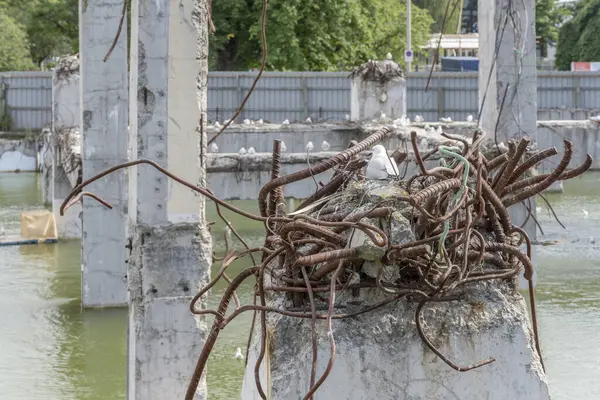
[240,180,550,400]
[242,283,549,400]
[80,0,129,307]
[0,136,38,171]
[51,127,82,238]
[52,54,80,130]
[351,59,407,121]
[127,223,209,399]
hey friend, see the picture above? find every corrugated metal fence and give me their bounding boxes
[209,71,600,122]
[2,71,600,131]
[0,72,53,131]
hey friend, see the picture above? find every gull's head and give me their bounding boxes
[372,145,386,156]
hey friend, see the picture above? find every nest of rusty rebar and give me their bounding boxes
[59,126,591,400]
[349,59,405,82]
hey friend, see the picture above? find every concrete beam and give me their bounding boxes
[79,0,128,307]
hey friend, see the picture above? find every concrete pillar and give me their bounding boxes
[351,59,407,121]
[49,55,83,236]
[127,0,211,398]
[79,0,129,307]
[477,0,538,285]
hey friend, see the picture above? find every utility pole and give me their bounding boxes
[406,0,412,73]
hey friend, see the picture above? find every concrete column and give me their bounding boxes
[127,0,211,398]
[477,0,538,286]
[79,0,129,307]
[351,59,407,121]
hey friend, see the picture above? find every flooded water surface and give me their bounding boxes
[0,172,599,399]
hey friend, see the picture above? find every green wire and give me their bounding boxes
[436,146,470,259]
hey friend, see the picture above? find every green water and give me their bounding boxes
[0,172,599,399]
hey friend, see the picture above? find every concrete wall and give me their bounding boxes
[0,138,38,172]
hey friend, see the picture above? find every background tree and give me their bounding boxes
[0,9,36,71]
[26,0,78,65]
[555,0,600,70]
[413,0,461,34]
[209,0,433,71]
[536,0,568,57]
[0,0,77,68]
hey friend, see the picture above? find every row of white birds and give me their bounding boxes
[209,140,333,154]
[209,114,475,128]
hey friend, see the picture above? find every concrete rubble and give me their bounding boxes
[241,179,550,400]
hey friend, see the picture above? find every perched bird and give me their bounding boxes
[256,118,264,125]
[380,113,387,120]
[365,145,399,180]
[248,147,256,154]
[466,115,474,122]
[424,124,433,133]
[535,206,542,214]
[419,138,429,153]
[400,115,410,127]
[305,117,312,124]
[224,119,232,125]
[280,141,287,152]
[365,156,389,180]
[214,121,221,128]
[414,115,424,123]
[386,52,393,60]
[209,142,219,153]
[321,141,331,151]
[590,236,596,244]
[239,147,247,155]
[440,117,453,123]
[282,119,290,125]
[583,209,589,219]
[235,347,244,360]
[306,141,314,152]
[345,114,351,121]
[0,227,5,237]
[243,118,251,125]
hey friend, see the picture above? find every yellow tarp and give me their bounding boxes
[20,210,57,240]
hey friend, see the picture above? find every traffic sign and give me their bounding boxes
[404,50,414,63]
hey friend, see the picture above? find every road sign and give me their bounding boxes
[404,50,414,63]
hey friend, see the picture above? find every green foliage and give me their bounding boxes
[26,0,78,64]
[413,0,461,34]
[0,112,14,131]
[0,0,77,67]
[210,0,433,71]
[555,0,600,70]
[0,9,36,71]
[536,0,568,46]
